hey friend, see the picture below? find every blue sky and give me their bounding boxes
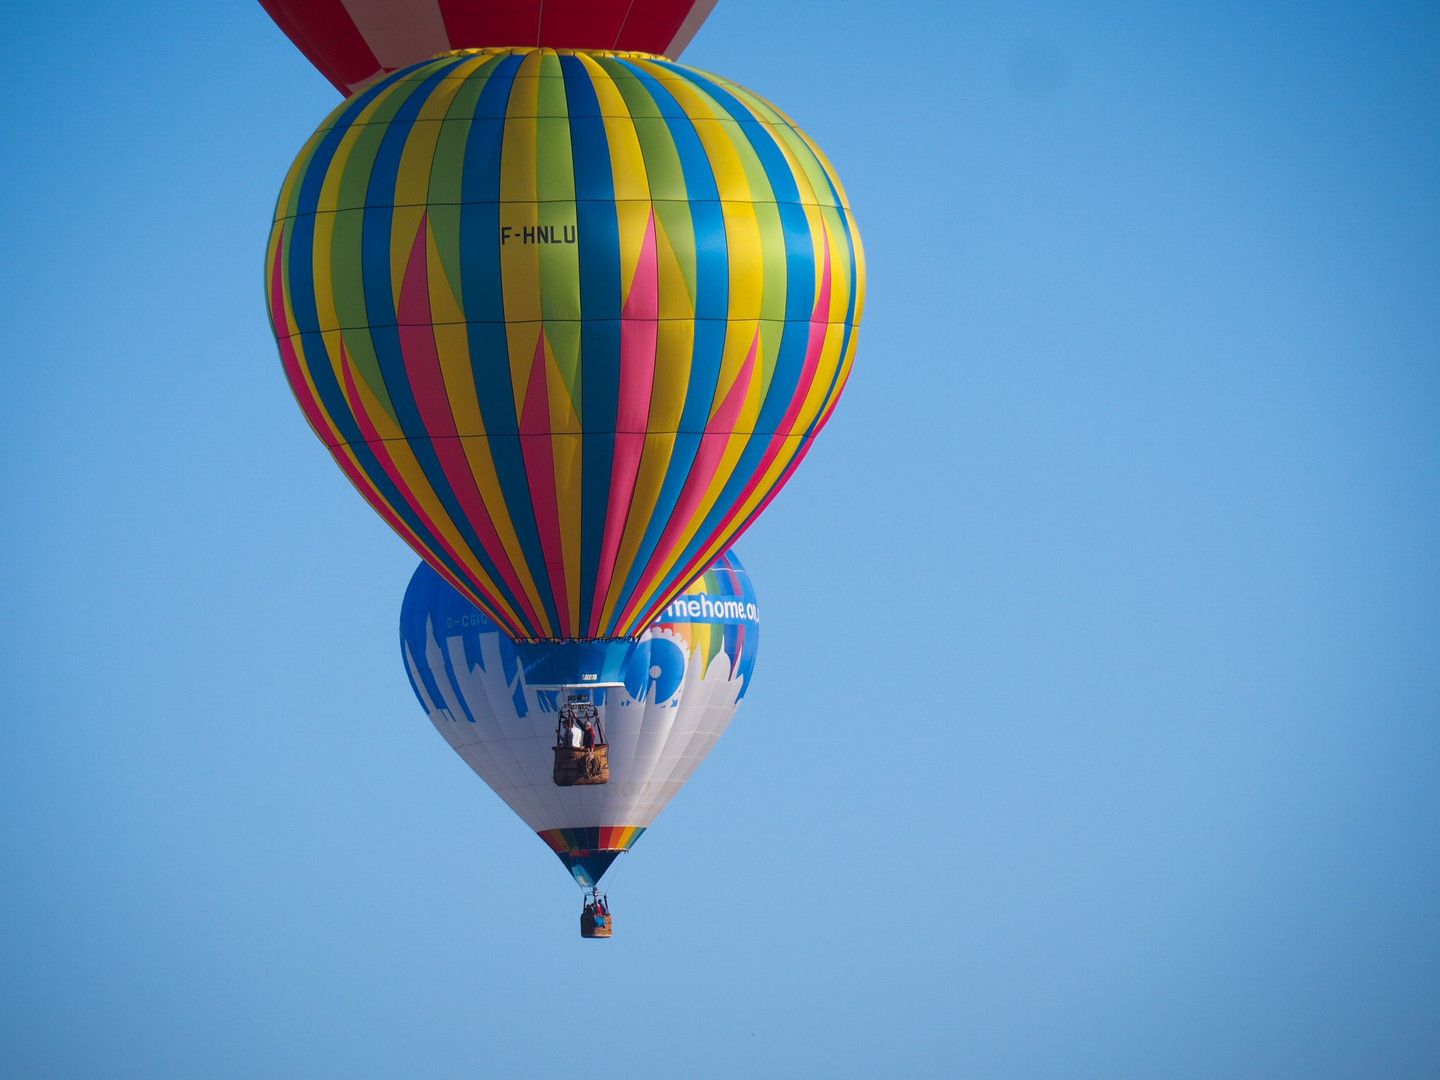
[2,2,1437,1076]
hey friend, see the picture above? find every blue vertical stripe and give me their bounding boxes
[562,55,622,634]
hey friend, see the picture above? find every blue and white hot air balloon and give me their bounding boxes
[400,551,759,889]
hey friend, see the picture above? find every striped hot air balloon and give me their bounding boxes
[267,47,863,670]
[259,0,721,95]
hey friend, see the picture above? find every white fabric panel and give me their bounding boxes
[665,0,720,57]
[340,0,452,70]
[408,611,748,835]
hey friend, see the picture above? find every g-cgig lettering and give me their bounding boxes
[445,613,491,630]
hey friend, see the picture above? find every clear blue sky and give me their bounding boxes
[3,2,1437,1077]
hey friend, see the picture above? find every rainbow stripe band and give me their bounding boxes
[539,825,647,855]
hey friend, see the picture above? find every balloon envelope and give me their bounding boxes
[269,48,863,644]
[400,550,758,885]
[259,0,721,94]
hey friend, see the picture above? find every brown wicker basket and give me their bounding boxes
[580,909,614,938]
[552,743,610,786]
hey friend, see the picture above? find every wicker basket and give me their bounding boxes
[552,743,610,786]
[580,909,614,938]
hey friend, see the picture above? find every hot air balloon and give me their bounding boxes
[400,549,758,933]
[259,0,721,94]
[267,47,863,683]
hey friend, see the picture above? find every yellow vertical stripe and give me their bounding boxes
[545,335,583,631]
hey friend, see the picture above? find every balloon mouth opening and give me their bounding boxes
[513,639,636,688]
[349,46,679,98]
[434,46,673,62]
[511,636,639,646]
